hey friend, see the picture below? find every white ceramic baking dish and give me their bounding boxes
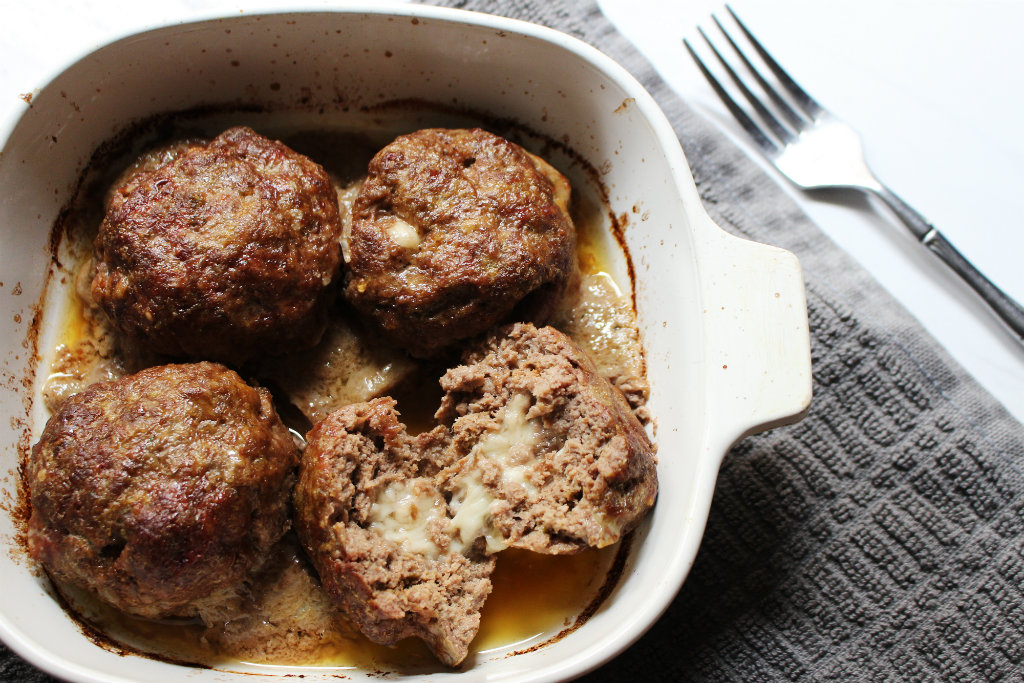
[0,4,812,682]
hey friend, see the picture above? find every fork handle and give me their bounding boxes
[874,186,1024,343]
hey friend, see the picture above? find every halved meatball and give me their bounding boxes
[27,362,299,622]
[436,323,658,555]
[91,126,343,364]
[344,128,576,357]
[293,398,494,667]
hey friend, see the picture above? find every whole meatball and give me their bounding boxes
[344,128,576,357]
[91,126,343,364]
[27,362,299,622]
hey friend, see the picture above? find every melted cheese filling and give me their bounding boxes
[385,217,421,249]
[368,478,448,558]
[448,393,541,555]
[482,393,540,491]
[366,394,550,558]
[449,475,506,555]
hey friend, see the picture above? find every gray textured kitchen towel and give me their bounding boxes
[4,1,1024,681]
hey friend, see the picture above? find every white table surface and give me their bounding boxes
[2,0,1022,424]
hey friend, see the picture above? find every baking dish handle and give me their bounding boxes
[696,219,813,446]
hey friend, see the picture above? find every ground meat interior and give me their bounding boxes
[436,323,657,555]
[294,398,496,667]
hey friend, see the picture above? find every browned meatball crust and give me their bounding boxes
[91,126,343,363]
[27,362,299,622]
[344,128,576,357]
[436,323,658,554]
[293,398,494,667]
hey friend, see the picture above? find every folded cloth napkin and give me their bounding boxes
[4,1,1023,682]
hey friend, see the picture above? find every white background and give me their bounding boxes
[1,0,1022,423]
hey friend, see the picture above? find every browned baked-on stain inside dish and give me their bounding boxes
[19,103,656,673]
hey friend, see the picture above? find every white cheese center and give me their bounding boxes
[480,392,540,491]
[386,217,421,249]
[448,393,541,555]
[366,393,545,558]
[368,478,447,558]
[449,474,506,555]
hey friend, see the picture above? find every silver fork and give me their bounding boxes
[685,6,1024,345]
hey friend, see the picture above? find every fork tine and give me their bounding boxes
[725,4,824,118]
[683,37,780,156]
[696,25,796,145]
[710,14,805,130]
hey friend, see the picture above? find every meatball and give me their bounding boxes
[293,398,494,667]
[27,362,299,622]
[344,128,576,357]
[90,126,343,364]
[436,323,658,554]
